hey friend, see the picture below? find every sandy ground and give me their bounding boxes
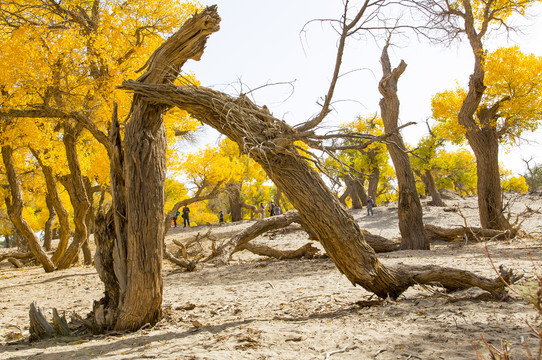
[1,193,542,359]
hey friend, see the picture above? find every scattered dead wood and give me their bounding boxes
[424,224,512,242]
[0,251,34,263]
[29,302,72,340]
[206,210,400,265]
[164,249,196,271]
[240,242,320,260]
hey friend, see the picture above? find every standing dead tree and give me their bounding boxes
[378,43,429,250]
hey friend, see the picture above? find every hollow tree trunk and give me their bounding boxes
[1,145,55,272]
[226,182,243,222]
[56,124,90,270]
[43,193,55,251]
[344,175,362,209]
[31,148,72,266]
[378,45,428,250]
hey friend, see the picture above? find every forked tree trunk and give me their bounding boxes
[56,124,90,270]
[378,45,428,250]
[43,193,55,251]
[1,145,55,272]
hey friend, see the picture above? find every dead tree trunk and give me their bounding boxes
[378,44,428,250]
[1,145,55,272]
[367,170,379,202]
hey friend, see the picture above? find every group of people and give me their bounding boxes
[172,205,191,228]
[172,197,375,229]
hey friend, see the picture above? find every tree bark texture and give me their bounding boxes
[1,145,55,272]
[344,175,362,209]
[367,170,379,203]
[378,45,428,250]
[109,7,221,331]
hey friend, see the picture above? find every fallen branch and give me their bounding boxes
[240,242,320,260]
[7,257,24,268]
[424,224,512,242]
[164,249,197,271]
[0,251,34,263]
[207,210,399,265]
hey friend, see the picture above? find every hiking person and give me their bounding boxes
[173,210,180,227]
[182,205,190,227]
[367,197,375,216]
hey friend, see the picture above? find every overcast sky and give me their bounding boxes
[183,1,542,175]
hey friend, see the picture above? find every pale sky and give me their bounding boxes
[184,1,542,176]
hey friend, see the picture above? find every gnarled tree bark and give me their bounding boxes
[378,44,428,250]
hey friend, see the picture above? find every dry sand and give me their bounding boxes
[1,193,542,359]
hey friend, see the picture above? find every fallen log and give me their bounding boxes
[424,224,512,242]
[240,242,320,260]
[0,251,34,263]
[7,257,24,268]
[207,210,400,265]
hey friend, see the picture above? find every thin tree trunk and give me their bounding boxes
[56,124,90,269]
[378,45,428,250]
[31,148,72,266]
[1,145,55,272]
[43,193,55,251]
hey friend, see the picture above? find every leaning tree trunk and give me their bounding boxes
[378,45,428,250]
[226,182,243,222]
[43,193,56,251]
[119,6,515,301]
[56,124,90,270]
[1,145,55,272]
